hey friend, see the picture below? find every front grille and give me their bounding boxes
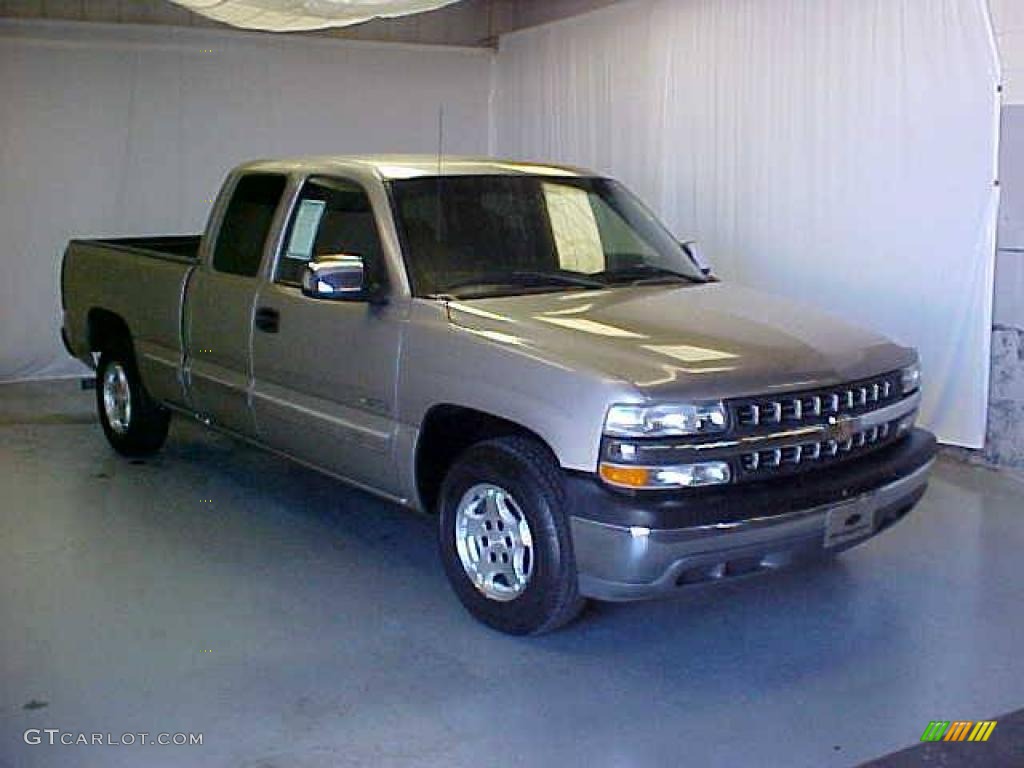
[731,373,900,432]
[727,371,907,481]
[740,419,899,474]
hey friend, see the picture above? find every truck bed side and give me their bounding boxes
[61,237,199,407]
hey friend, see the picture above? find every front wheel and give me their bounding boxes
[96,350,170,457]
[438,436,585,635]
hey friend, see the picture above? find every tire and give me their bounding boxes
[96,348,170,457]
[438,436,586,635]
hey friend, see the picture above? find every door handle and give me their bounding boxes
[255,307,280,333]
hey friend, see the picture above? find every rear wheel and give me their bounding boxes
[438,436,585,635]
[96,349,170,456]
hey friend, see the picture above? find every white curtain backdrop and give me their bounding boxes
[494,0,1000,448]
[0,19,491,382]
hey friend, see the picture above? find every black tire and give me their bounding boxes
[96,348,170,457]
[438,436,586,635]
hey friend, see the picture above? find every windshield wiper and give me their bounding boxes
[595,264,703,285]
[437,270,607,296]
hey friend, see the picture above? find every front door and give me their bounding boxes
[251,175,403,495]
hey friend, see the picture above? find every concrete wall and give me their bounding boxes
[989,107,1024,467]
[992,0,1024,105]
[988,0,1024,466]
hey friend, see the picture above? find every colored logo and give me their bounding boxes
[921,721,997,742]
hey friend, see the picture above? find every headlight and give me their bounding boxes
[600,402,730,489]
[604,402,727,437]
[900,361,921,394]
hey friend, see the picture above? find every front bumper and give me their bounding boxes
[567,428,936,601]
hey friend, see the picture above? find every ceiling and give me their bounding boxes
[0,0,621,47]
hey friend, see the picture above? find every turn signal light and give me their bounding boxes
[599,464,651,488]
[598,460,731,490]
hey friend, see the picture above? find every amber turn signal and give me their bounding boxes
[598,463,651,488]
[599,460,732,489]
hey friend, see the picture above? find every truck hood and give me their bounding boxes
[445,283,913,401]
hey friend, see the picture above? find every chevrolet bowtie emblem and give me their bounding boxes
[826,416,858,443]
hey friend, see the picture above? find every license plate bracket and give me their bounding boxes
[824,498,875,548]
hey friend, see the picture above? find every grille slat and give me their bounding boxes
[733,373,900,430]
[739,418,899,478]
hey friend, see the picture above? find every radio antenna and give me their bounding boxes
[437,104,445,176]
[434,104,445,237]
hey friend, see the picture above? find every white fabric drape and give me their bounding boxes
[494,0,1001,448]
[1,4,1001,449]
[169,1,461,32]
[0,20,491,382]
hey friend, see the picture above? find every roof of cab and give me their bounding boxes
[233,154,597,180]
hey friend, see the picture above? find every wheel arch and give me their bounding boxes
[86,308,135,358]
[414,404,559,514]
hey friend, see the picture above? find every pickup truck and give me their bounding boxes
[61,155,936,634]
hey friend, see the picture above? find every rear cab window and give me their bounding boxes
[211,173,288,277]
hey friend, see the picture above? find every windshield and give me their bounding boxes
[388,175,707,298]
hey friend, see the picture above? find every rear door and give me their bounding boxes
[250,175,403,495]
[184,172,289,437]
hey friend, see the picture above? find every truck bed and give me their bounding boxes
[75,235,202,264]
[61,235,201,407]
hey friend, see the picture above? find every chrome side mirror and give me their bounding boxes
[681,240,713,277]
[301,255,382,302]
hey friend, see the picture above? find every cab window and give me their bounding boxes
[276,177,384,287]
[211,173,288,277]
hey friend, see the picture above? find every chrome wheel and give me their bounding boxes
[454,483,534,602]
[102,362,132,435]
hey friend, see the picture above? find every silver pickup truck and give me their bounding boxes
[61,155,936,634]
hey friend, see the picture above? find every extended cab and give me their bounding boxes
[61,156,936,634]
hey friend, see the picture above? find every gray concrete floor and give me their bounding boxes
[1,380,1022,768]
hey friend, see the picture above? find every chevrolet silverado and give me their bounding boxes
[60,156,936,634]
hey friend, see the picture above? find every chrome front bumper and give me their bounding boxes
[571,457,934,601]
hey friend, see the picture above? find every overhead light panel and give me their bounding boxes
[169,1,462,32]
